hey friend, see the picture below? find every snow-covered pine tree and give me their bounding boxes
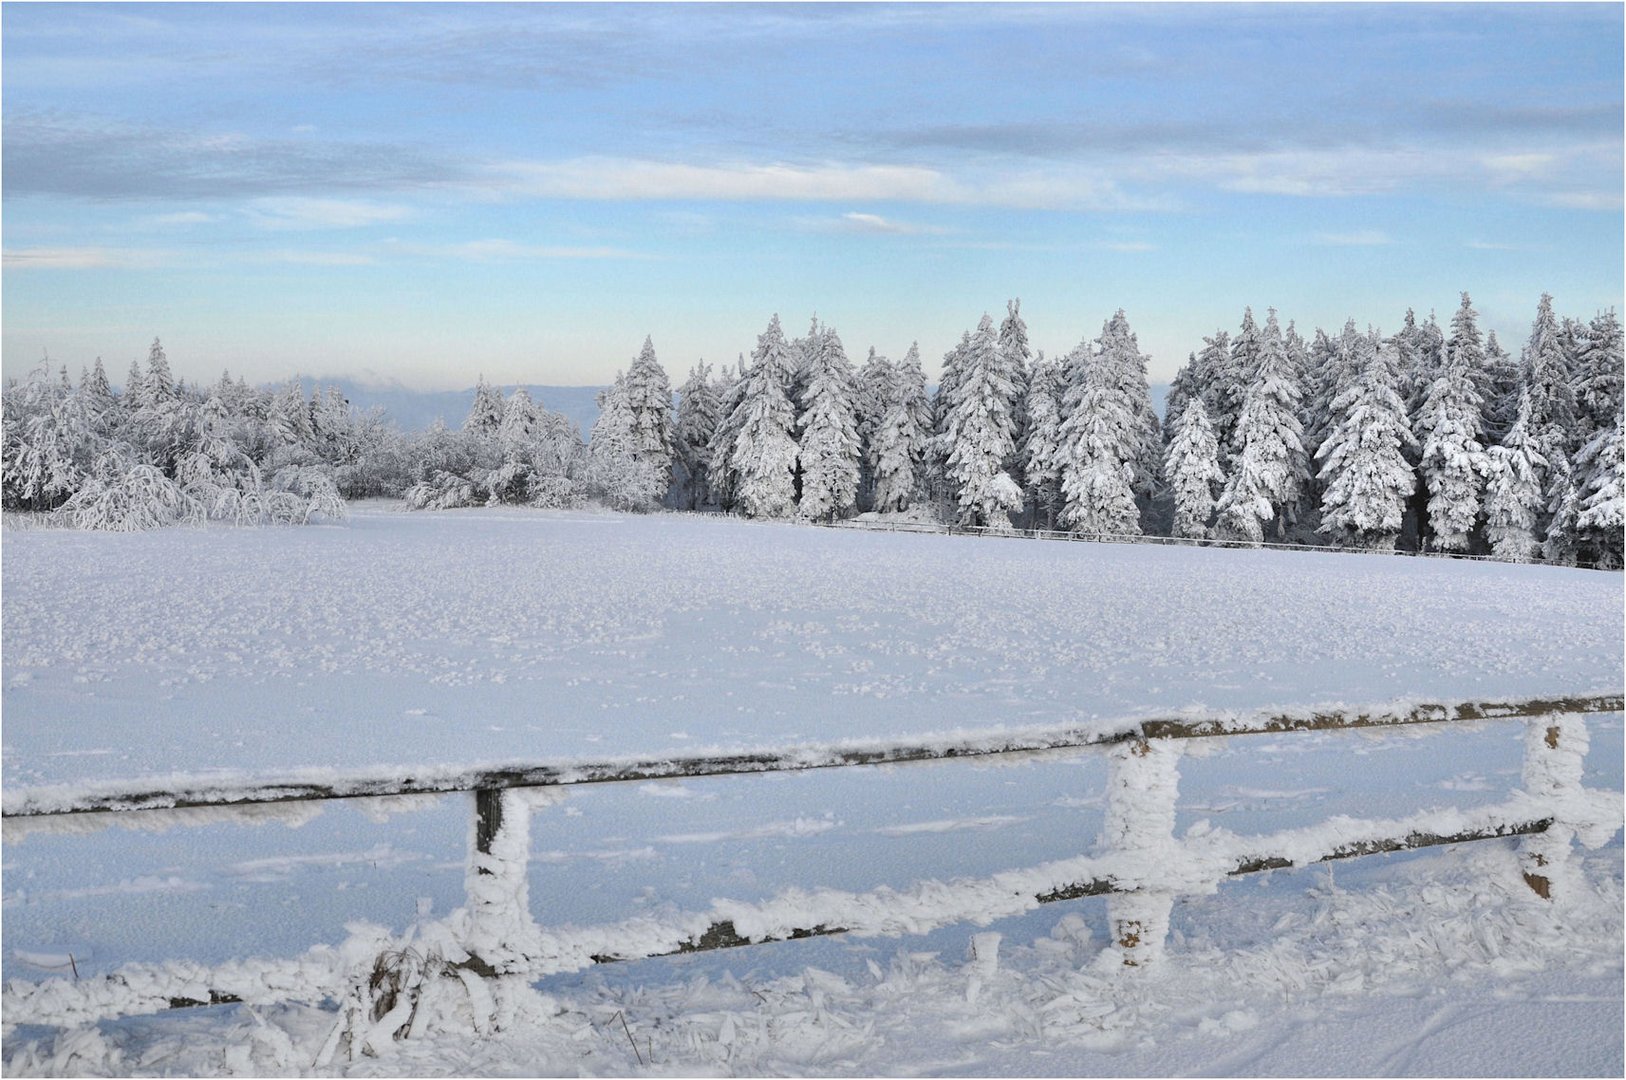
[1315,330,1417,550]
[123,358,147,412]
[1573,309,1623,444]
[1541,466,1581,566]
[997,299,1033,498]
[674,361,721,510]
[1211,309,1307,542]
[854,347,895,511]
[624,336,676,494]
[871,383,926,515]
[926,331,973,512]
[795,325,862,522]
[1482,390,1548,563]
[465,376,506,437]
[896,342,933,436]
[1217,310,1264,464]
[1164,398,1224,539]
[942,314,1022,528]
[1193,331,1234,459]
[1096,309,1163,504]
[1522,294,1581,462]
[498,387,540,453]
[1019,350,1065,528]
[714,317,797,509]
[1481,329,1521,443]
[705,356,749,510]
[1056,336,1141,538]
[80,357,116,422]
[729,348,799,520]
[1414,293,1490,551]
[587,374,665,511]
[1575,420,1623,568]
[1163,353,1201,438]
[141,338,176,407]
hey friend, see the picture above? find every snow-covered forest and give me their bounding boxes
[4,294,1621,566]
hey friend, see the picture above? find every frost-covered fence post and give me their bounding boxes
[1517,714,1589,902]
[1100,738,1183,967]
[460,788,544,974]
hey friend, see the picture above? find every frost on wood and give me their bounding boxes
[1515,714,1615,903]
[1099,739,1183,967]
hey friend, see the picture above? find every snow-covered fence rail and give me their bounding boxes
[3,695,1621,1036]
[817,519,1620,570]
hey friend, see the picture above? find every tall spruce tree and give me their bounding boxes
[675,361,721,510]
[854,347,895,511]
[796,325,862,522]
[730,352,799,520]
[942,315,1022,528]
[1574,309,1623,443]
[1415,294,1490,551]
[1211,309,1307,542]
[624,336,675,497]
[1164,398,1224,539]
[1315,330,1417,550]
[1575,420,1623,568]
[1483,390,1548,563]
[465,376,506,436]
[1020,351,1066,528]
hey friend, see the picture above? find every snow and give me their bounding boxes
[2,506,1622,1074]
[4,505,1618,796]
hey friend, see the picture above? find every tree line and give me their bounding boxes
[2,293,1620,567]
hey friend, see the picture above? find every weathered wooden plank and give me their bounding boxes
[6,695,1618,820]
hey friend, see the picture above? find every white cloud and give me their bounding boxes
[137,211,215,228]
[1465,240,1520,251]
[484,157,1167,212]
[245,197,413,230]
[1,246,171,270]
[254,250,378,266]
[1535,191,1622,211]
[1480,152,1557,179]
[403,238,650,261]
[800,211,948,236]
[1099,240,1156,252]
[1311,230,1394,247]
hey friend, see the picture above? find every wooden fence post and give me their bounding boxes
[463,788,542,973]
[1518,714,1588,901]
[1101,738,1183,967]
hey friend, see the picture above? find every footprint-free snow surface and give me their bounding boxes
[3,504,1621,794]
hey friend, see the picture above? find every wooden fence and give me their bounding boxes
[815,518,1620,570]
[2,694,1621,1034]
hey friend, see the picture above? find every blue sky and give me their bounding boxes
[3,2,1621,388]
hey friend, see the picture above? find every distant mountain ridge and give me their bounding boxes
[307,379,1170,436]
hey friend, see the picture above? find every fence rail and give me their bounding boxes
[3,694,1621,1043]
[816,518,1618,570]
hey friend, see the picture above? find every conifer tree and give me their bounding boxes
[1019,351,1065,528]
[997,299,1033,493]
[706,356,749,510]
[1482,329,1521,443]
[796,325,862,522]
[895,342,933,436]
[1212,309,1307,541]
[943,315,1022,528]
[588,374,665,511]
[465,376,506,436]
[142,338,175,407]
[624,336,675,495]
[1315,331,1417,550]
[730,352,799,520]
[498,387,539,453]
[1574,309,1623,443]
[1483,391,1548,563]
[123,358,147,412]
[1164,398,1224,539]
[1415,294,1490,551]
[675,361,721,510]
[871,377,927,516]
[1193,331,1234,458]
[1575,421,1623,568]
[1522,294,1580,461]
[1057,340,1140,538]
[714,318,796,509]
[854,347,895,511]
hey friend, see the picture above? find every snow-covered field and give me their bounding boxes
[2,506,1622,1075]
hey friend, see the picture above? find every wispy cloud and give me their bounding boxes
[252,250,378,266]
[798,211,949,236]
[136,211,216,228]
[1535,190,1623,211]
[1099,240,1156,253]
[245,197,413,230]
[487,157,1168,212]
[398,238,651,262]
[1311,230,1394,247]
[2,112,462,200]
[2,246,172,270]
